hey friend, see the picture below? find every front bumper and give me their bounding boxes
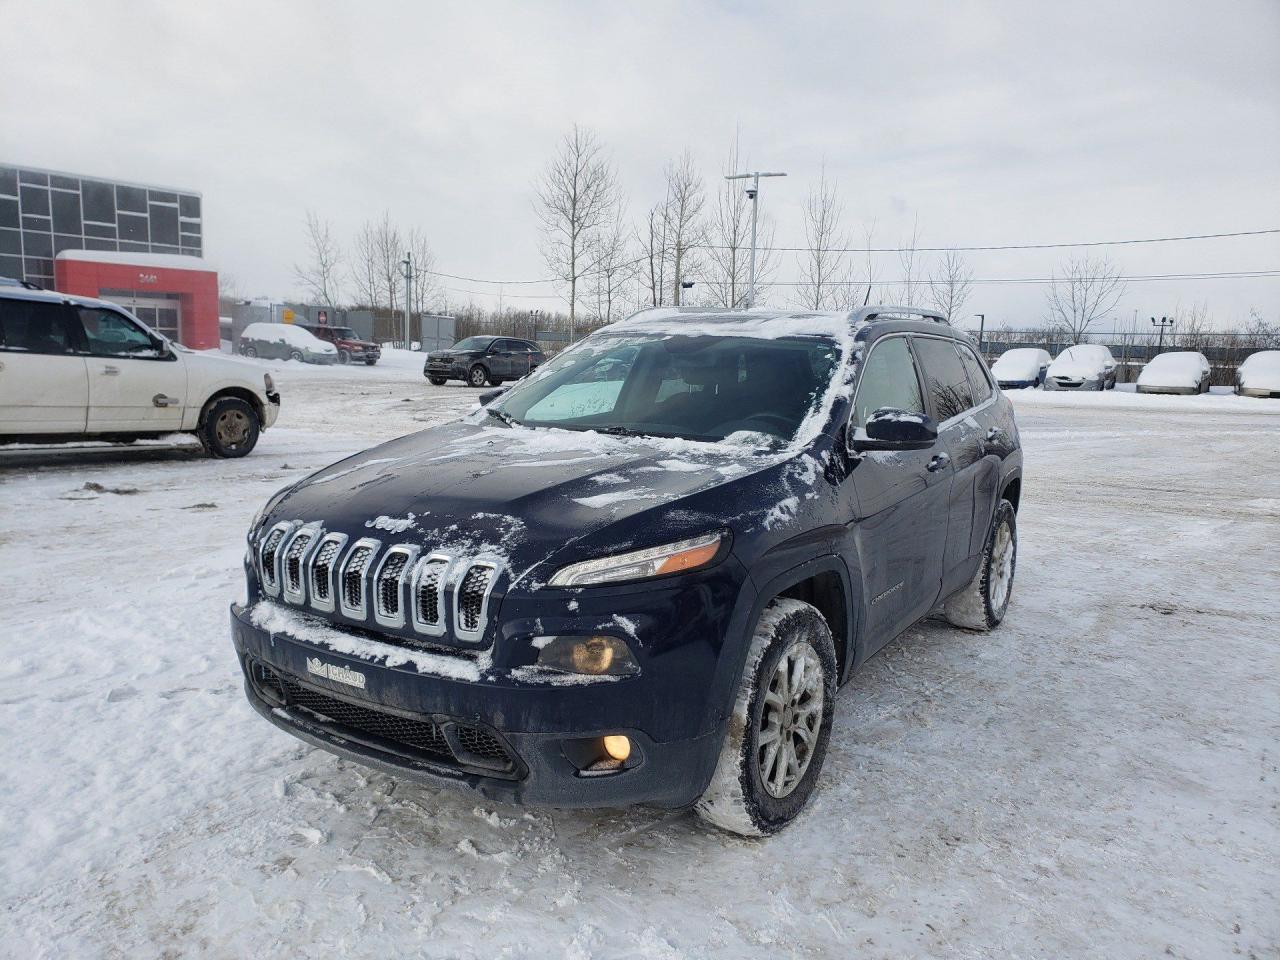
[230,602,727,808]
[1238,385,1280,398]
[1136,384,1198,395]
[1045,376,1100,391]
[997,378,1039,390]
[306,353,338,365]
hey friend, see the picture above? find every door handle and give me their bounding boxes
[101,365,120,376]
[927,452,951,472]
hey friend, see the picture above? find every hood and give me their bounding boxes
[264,420,788,587]
[1048,353,1106,378]
[992,353,1042,380]
[184,349,271,385]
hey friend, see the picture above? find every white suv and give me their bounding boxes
[0,283,280,457]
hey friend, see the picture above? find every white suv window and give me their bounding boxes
[77,308,162,358]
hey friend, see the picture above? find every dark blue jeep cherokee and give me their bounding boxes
[231,305,1023,835]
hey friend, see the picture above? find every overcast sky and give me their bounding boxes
[3,0,1277,328]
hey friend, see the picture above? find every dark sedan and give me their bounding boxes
[424,336,546,387]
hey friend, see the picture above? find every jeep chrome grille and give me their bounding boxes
[265,525,501,644]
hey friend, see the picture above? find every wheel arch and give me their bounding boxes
[752,556,859,683]
[198,386,265,428]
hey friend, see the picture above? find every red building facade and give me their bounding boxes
[54,250,219,350]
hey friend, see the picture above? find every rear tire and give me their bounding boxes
[338,349,351,364]
[944,499,1017,631]
[468,364,490,388]
[198,396,260,458]
[242,345,258,358]
[289,350,304,362]
[695,598,836,837]
[427,376,447,386]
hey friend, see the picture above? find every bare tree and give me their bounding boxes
[1044,254,1127,343]
[927,249,975,321]
[1173,301,1212,350]
[796,165,850,310]
[406,227,439,318]
[534,124,618,334]
[294,210,344,307]
[897,215,923,307]
[637,193,672,307]
[853,221,881,307]
[663,149,705,305]
[349,220,382,308]
[372,212,403,315]
[586,208,634,326]
[704,136,777,308]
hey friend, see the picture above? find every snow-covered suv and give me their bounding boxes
[0,284,280,456]
[232,305,1023,835]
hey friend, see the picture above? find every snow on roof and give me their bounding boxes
[1138,351,1208,388]
[608,307,862,343]
[55,249,211,271]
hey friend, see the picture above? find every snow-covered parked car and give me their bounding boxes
[1136,351,1211,395]
[239,322,338,364]
[232,305,1024,836]
[991,348,1051,389]
[1045,344,1117,391]
[0,284,280,456]
[1235,350,1280,398]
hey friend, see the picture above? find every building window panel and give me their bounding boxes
[22,214,52,233]
[19,185,50,216]
[118,212,149,243]
[54,234,84,256]
[81,180,116,223]
[0,255,22,279]
[84,221,117,239]
[83,237,118,252]
[148,190,178,205]
[50,174,80,191]
[0,228,20,255]
[179,195,201,219]
[23,231,53,259]
[0,197,17,229]
[24,257,53,277]
[116,185,147,213]
[149,203,179,245]
[118,241,150,253]
[18,170,49,186]
[51,190,83,235]
[0,168,17,197]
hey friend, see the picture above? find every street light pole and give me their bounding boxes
[400,252,414,348]
[725,170,786,308]
[1151,315,1174,351]
[973,314,986,352]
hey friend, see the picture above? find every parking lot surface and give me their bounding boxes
[3,358,1277,958]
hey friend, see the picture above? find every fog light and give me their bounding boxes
[602,735,631,762]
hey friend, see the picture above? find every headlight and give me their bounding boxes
[547,531,725,587]
[263,373,275,393]
[535,636,639,676]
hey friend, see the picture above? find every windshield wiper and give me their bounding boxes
[484,407,521,428]
[598,425,651,438]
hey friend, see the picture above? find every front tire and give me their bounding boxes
[198,396,260,458]
[468,364,490,388]
[427,375,447,386]
[289,350,304,362]
[242,345,258,358]
[364,358,377,366]
[695,598,836,837]
[338,349,351,364]
[944,499,1017,630]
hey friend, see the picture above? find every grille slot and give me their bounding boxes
[282,531,314,602]
[311,540,341,601]
[338,540,380,619]
[372,546,418,628]
[411,556,451,636]
[249,661,516,776]
[455,563,496,638]
[259,525,289,594]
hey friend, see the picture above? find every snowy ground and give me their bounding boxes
[3,355,1278,959]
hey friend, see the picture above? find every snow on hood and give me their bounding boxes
[991,348,1049,380]
[1048,345,1113,378]
[1137,352,1209,388]
[1238,350,1280,389]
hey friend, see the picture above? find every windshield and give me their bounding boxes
[492,333,841,443]
[451,337,493,351]
[328,326,357,338]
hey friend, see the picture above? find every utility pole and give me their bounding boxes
[1151,315,1174,351]
[724,170,786,308]
[400,252,414,348]
[973,314,986,353]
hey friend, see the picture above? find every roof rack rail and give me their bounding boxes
[848,305,948,325]
[20,280,45,291]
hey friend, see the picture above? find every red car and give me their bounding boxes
[299,324,381,365]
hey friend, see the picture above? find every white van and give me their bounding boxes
[0,284,280,457]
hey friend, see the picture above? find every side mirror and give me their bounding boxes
[478,386,510,406]
[851,408,938,452]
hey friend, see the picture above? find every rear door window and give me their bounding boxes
[852,336,926,427]
[0,298,81,354]
[956,343,993,404]
[913,337,976,422]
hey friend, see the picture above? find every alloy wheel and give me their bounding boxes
[989,520,1015,610]
[757,640,825,799]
